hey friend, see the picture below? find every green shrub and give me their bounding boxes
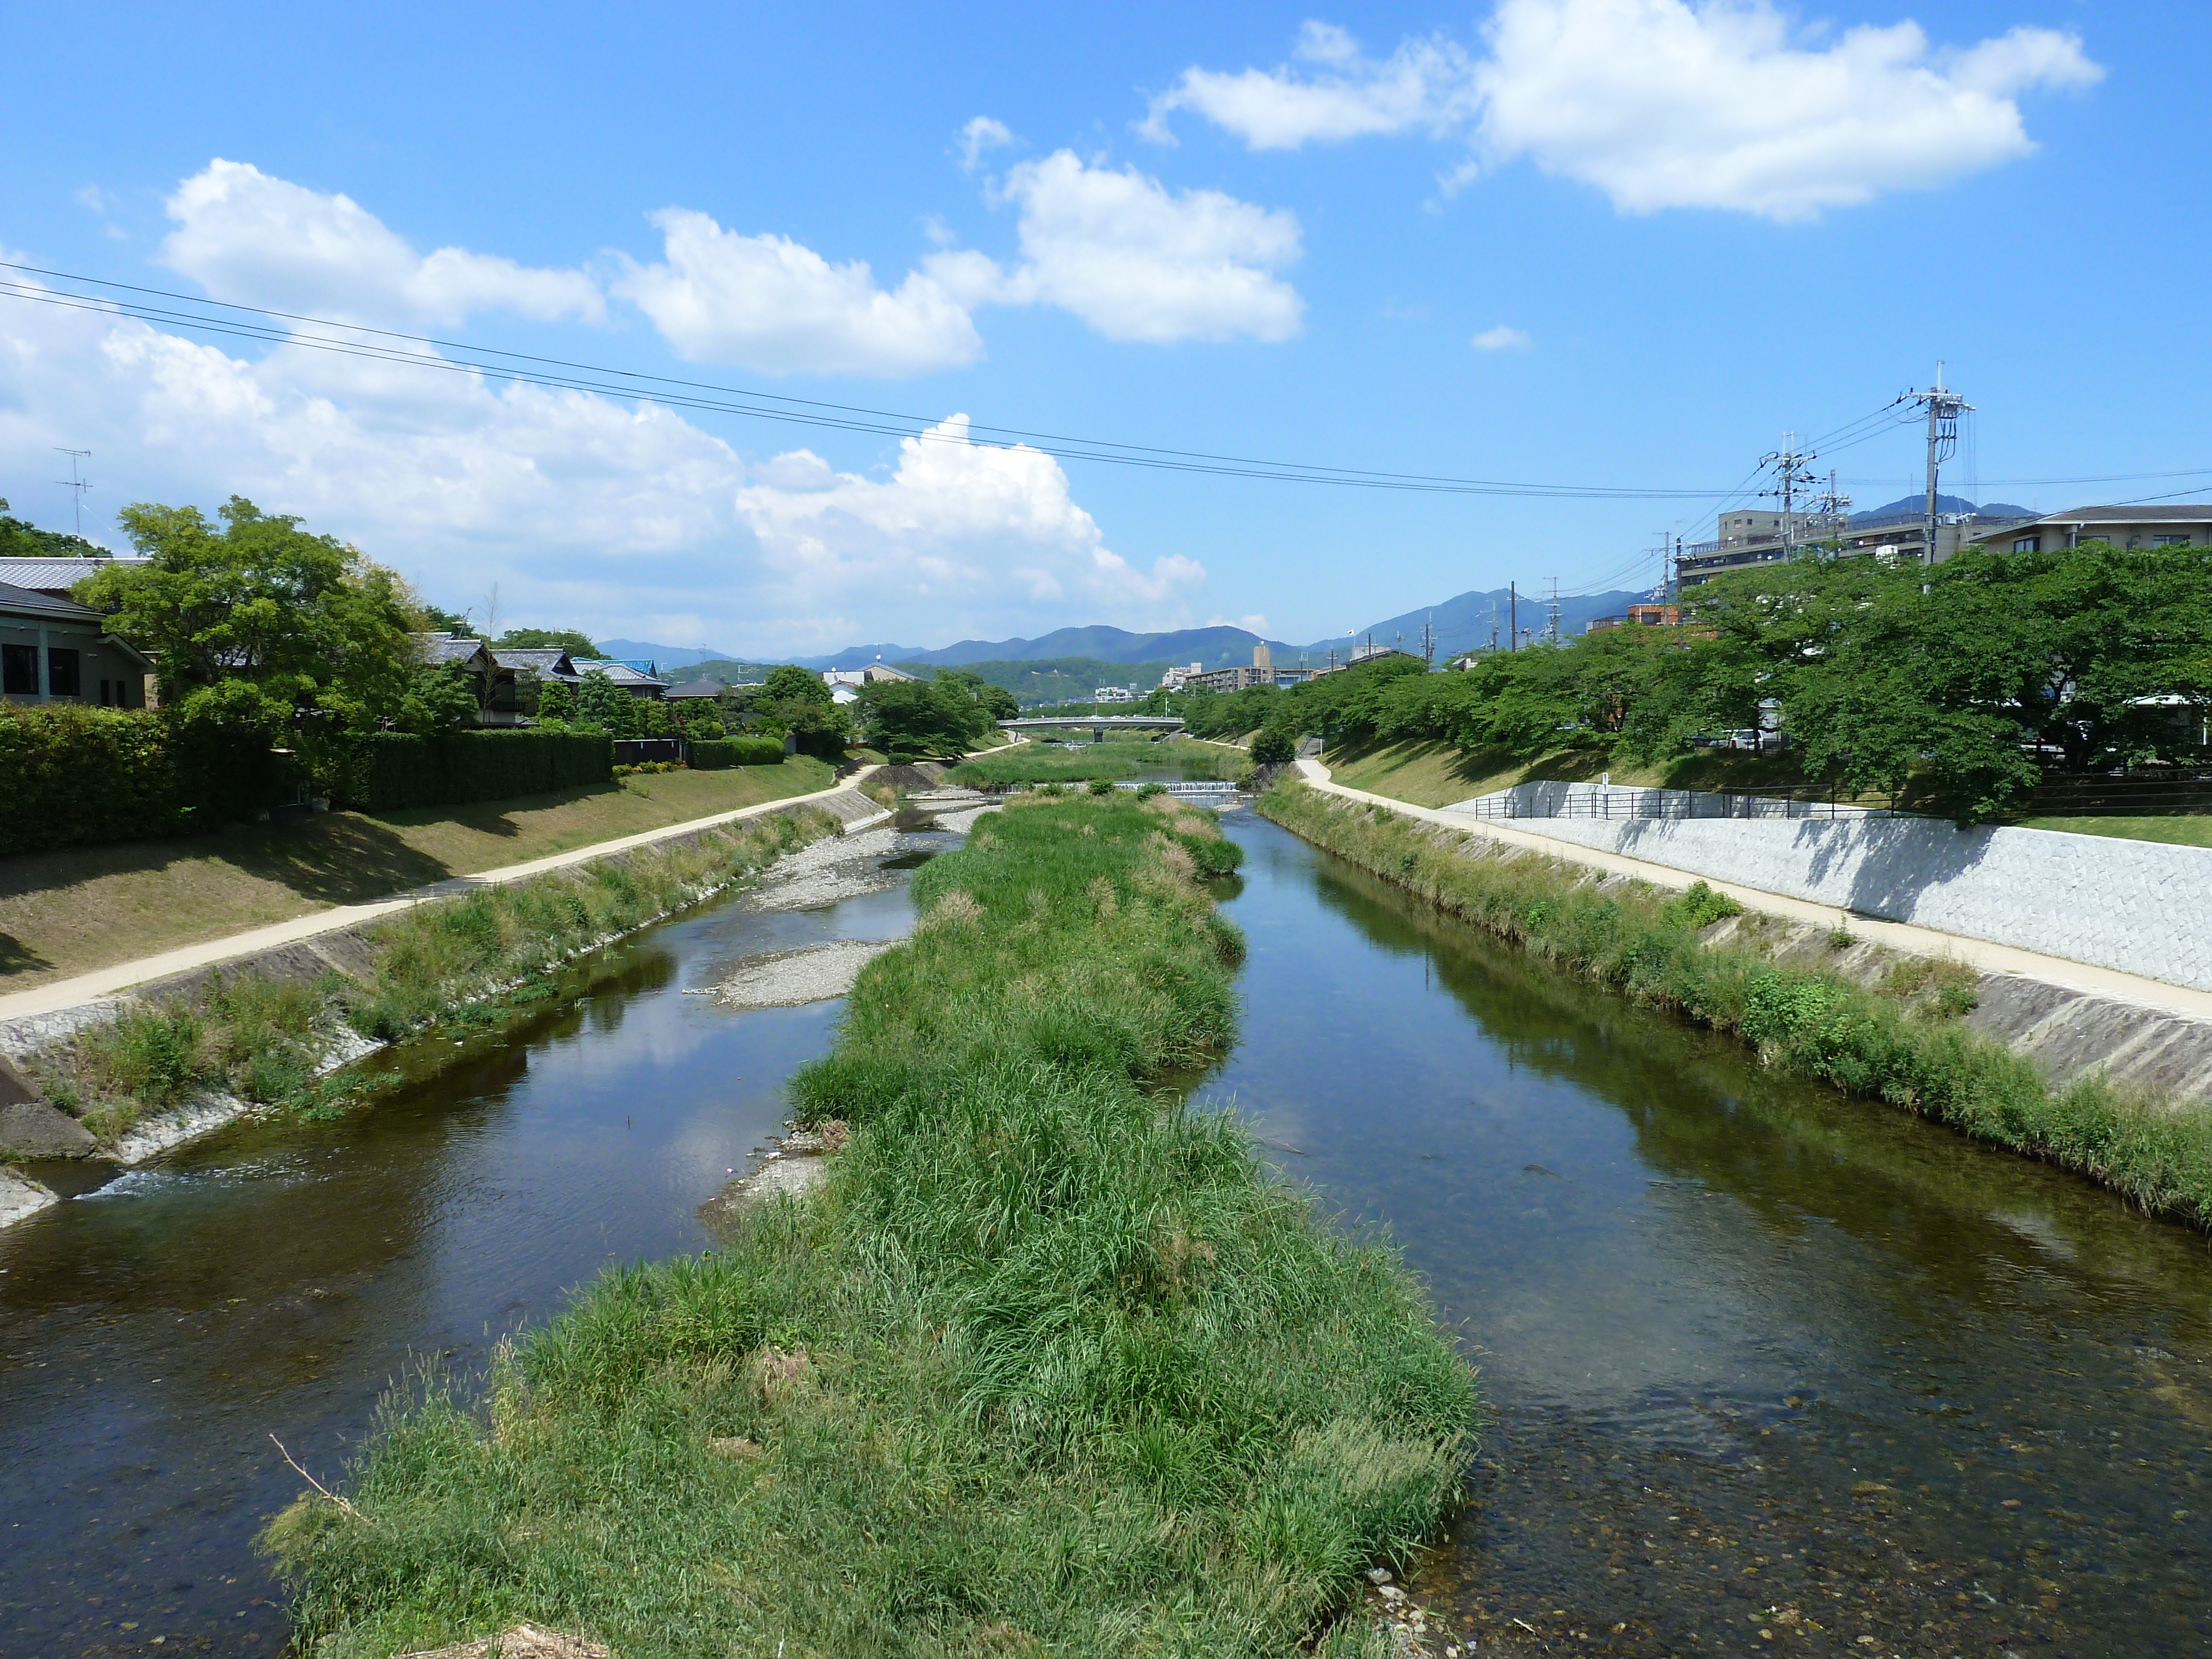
[0,702,281,853]
[1664,881,1744,930]
[689,735,786,769]
[341,730,613,811]
[1087,776,1117,795]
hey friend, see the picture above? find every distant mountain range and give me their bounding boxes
[1849,493,2033,528]
[603,586,1657,684]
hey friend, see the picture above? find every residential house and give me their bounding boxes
[1965,505,2212,554]
[663,675,729,705]
[822,661,915,705]
[0,555,152,599]
[1,581,154,707]
[571,659,667,698]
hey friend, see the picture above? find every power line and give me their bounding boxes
[0,261,1734,504]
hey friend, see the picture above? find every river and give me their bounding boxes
[4,808,2210,1656]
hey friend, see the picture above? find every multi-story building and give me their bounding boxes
[1675,504,2040,585]
[1186,644,1321,693]
[1964,504,2212,554]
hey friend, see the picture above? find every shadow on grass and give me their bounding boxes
[0,931,54,975]
[0,810,458,914]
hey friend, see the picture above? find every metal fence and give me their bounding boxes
[1444,782,1888,823]
[2027,774,2212,817]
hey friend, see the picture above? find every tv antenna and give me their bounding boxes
[54,448,92,538]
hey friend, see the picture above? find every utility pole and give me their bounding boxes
[1545,578,1561,646]
[1905,363,1971,565]
[1420,612,1435,669]
[53,448,92,538]
[1509,582,1517,651]
[1759,434,1819,558]
[1812,469,1852,549]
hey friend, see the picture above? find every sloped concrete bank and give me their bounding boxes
[0,792,891,1219]
[1446,780,2212,995]
[1262,778,2212,1233]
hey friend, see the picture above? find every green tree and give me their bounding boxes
[763,663,832,705]
[79,497,424,790]
[573,669,628,732]
[497,627,600,659]
[538,679,577,723]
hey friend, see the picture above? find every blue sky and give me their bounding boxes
[1,2,2199,655]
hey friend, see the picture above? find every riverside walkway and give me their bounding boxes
[1292,757,2212,1027]
[0,770,889,1025]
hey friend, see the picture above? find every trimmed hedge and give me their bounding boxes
[342,731,613,812]
[0,703,190,854]
[689,735,786,769]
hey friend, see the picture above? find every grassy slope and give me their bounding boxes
[1261,780,2212,1229]
[0,760,836,988]
[271,794,1474,1659]
[2016,815,2212,849]
[1322,737,1875,811]
[37,810,838,1144]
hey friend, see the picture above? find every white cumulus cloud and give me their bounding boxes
[732,414,1205,623]
[1471,324,1531,350]
[1142,4,2101,220]
[958,116,1016,172]
[613,208,985,377]
[0,267,1204,654]
[1141,20,1477,149]
[944,152,1304,343]
[161,159,604,324]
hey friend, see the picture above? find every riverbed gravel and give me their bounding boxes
[693,939,894,1009]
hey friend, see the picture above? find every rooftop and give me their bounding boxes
[0,580,112,623]
[0,555,150,595]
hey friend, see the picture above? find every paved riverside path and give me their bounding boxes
[1292,758,2212,1026]
[0,770,888,1024]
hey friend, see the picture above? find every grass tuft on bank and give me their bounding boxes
[39,808,838,1142]
[266,792,1477,1659]
[1262,780,2212,1230]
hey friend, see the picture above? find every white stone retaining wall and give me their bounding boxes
[1446,801,2212,994]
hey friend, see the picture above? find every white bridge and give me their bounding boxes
[997,715,1185,740]
[1113,779,1241,799]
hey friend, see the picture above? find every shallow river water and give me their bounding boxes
[1213,813,2212,1658]
[5,809,2211,1657]
[0,834,950,1656]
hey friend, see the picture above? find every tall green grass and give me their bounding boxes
[40,808,838,1139]
[1262,780,2212,1229]
[266,792,1476,1659]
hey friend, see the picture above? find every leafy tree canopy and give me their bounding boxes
[81,498,422,754]
[497,627,600,659]
[857,669,1004,759]
[762,664,832,706]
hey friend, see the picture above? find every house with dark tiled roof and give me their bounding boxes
[1,582,154,707]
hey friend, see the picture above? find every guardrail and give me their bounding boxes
[1443,782,1889,823]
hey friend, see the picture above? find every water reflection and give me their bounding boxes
[0,842,943,1657]
[1208,814,2212,1657]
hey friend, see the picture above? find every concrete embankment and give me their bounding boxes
[1303,763,2212,1107]
[1445,779,2212,995]
[1262,775,2212,1232]
[0,785,892,1210]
